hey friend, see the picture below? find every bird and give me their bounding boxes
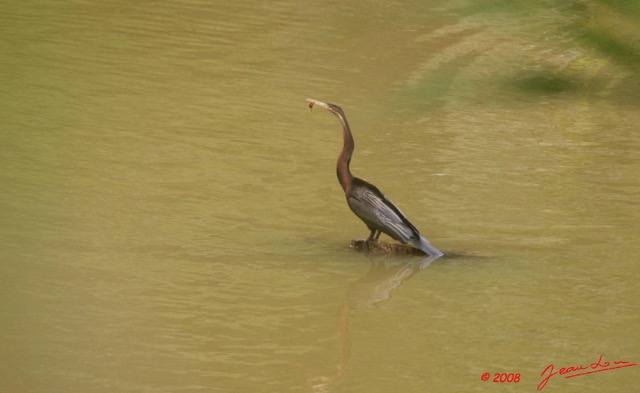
[306,98,443,258]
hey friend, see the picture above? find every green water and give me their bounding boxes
[2,1,639,392]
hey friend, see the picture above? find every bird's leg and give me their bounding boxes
[365,229,381,249]
[366,229,375,241]
[362,229,373,249]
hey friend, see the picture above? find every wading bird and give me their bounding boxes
[306,98,443,258]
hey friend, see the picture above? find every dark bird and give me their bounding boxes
[306,98,443,258]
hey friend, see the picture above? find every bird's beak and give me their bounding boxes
[306,98,330,111]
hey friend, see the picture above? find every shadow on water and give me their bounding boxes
[573,1,640,102]
[581,30,640,70]
[578,1,640,69]
[515,0,640,100]
[509,73,577,95]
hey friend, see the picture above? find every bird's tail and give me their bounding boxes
[412,235,444,259]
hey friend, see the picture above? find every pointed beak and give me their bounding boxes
[306,98,330,111]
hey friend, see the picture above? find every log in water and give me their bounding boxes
[350,240,493,258]
[350,239,427,256]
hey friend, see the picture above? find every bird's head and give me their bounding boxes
[306,98,347,120]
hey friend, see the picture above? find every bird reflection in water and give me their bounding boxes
[309,256,435,392]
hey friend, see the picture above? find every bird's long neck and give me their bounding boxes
[336,113,355,192]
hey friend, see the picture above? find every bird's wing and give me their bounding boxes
[348,185,418,243]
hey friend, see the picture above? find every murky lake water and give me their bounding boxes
[2,1,640,392]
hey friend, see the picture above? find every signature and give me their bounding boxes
[538,354,637,390]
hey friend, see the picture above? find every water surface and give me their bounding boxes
[2,1,639,392]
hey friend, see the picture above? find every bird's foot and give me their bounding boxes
[365,238,378,250]
[351,238,377,251]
